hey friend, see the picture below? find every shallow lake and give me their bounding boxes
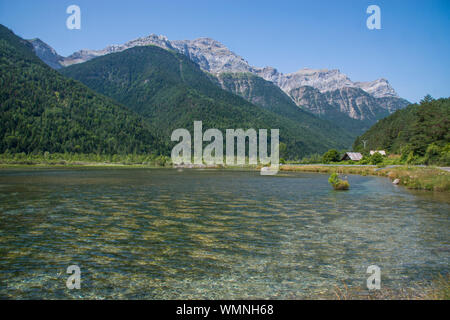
[0,168,448,299]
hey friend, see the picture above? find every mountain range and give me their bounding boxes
[29,34,410,134]
[1,24,353,159]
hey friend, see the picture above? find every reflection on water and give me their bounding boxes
[0,168,448,299]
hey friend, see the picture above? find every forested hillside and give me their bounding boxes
[0,24,164,155]
[61,45,353,159]
[353,97,450,165]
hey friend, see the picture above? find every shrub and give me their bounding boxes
[334,180,350,190]
[370,152,384,165]
[328,172,350,190]
[359,156,370,165]
[424,143,441,165]
[323,149,340,164]
[440,144,450,166]
[406,151,417,164]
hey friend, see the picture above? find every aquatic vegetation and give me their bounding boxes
[328,172,350,190]
[282,165,450,192]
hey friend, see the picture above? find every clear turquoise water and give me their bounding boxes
[0,168,448,299]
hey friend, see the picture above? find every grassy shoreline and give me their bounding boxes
[280,165,450,192]
[0,162,163,169]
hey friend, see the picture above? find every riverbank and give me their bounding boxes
[1,161,449,193]
[0,162,163,169]
[280,165,450,192]
[0,153,172,167]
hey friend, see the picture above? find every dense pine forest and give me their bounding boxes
[353,96,450,165]
[0,25,166,156]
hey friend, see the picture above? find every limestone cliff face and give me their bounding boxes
[322,87,389,121]
[29,38,65,69]
[289,86,394,121]
[288,86,334,116]
[214,74,376,136]
[354,78,398,98]
[171,38,254,74]
[218,73,403,124]
[376,96,411,113]
[215,73,271,107]
[213,72,355,144]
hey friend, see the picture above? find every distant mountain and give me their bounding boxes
[28,35,409,125]
[37,35,400,97]
[287,86,376,135]
[254,67,409,131]
[291,86,391,121]
[214,72,356,136]
[28,38,65,69]
[353,97,449,161]
[0,25,161,155]
[354,78,398,98]
[60,45,354,158]
[214,73,409,136]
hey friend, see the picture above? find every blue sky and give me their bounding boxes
[1,0,449,102]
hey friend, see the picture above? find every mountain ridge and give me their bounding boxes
[29,34,404,100]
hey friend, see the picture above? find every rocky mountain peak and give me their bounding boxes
[29,38,64,69]
[355,78,398,98]
[62,33,175,66]
[122,33,173,50]
[171,38,253,74]
[28,34,404,104]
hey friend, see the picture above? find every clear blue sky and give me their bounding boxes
[1,0,449,102]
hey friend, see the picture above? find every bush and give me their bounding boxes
[323,149,340,164]
[370,152,384,165]
[155,155,170,167]
[334,180,350,190]
[328,172,350,190]
[406,151,418,164]
[359,156,370,165]
[425,143,441,164]
[440,144,450,166]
